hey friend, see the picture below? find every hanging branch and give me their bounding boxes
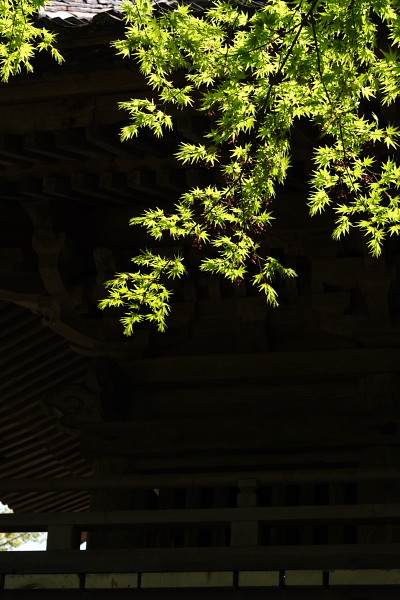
[0,0,63,81]
[99,0,400,334]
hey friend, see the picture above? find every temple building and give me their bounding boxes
[0,1,400,597]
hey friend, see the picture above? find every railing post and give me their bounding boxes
[46,525,81,550]
[231,478,259,547]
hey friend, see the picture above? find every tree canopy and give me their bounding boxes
[0,0,62,81]
[2,0,400,334]
[0,503,45,551]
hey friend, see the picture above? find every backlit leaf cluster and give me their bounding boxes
[1,0,399,335]
[100,0,400,333]
[0,0,63,81]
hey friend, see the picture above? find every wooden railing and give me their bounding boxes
[1,504,400,570]
[2,469,400,583]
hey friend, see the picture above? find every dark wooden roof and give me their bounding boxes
[0,302,91,512]
[39,0,123,21]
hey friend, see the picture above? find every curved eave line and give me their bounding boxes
[37,7,124,27]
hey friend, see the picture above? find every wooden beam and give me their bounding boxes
[2,504,400,532]
[125,349,400,385]
[0,67,147,105]
[1,545,400,573]
[231,480,259,547]
[47,525,81,551]
[2,468,400,493]
[5,590,400,600]
[80,411,400,458]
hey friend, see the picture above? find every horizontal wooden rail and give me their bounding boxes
[1,503,400,532]
[2,545,400,573]
[1,468,400,492]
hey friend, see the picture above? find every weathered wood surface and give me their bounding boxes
[126,349,400,384]
[0,63,146,105]
[2,545,400,573]
[231,480,259,548]
[4,591,400,600]
[1,468,400,493]
[81,410,400,458]
[1,504,400,532]
[46,525,82,551]
[119,449,364,473]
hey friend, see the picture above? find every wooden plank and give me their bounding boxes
[69,449,365,474]
[0,66,147,105]
[231,480,259,547]
[3,467,400,493]
[46,525,81,551]
[5,590,400,600]
[0,99,96,135]
[80,411,400,458]
[125,349,400,385]
[129,380,359,419]
[1,545,400,573]
[2,504,400,532]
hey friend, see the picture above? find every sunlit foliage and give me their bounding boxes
[100,0,400,333]
[1,0,399,334]
[0,0,62,81]
[0,503,45,551]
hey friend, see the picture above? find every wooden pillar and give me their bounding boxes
[87,457,138,549]
[47,525,80,550]
[212,487,231,547]
[231,478,259,547]
[184,487,202,548]
[357,373,400,543]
